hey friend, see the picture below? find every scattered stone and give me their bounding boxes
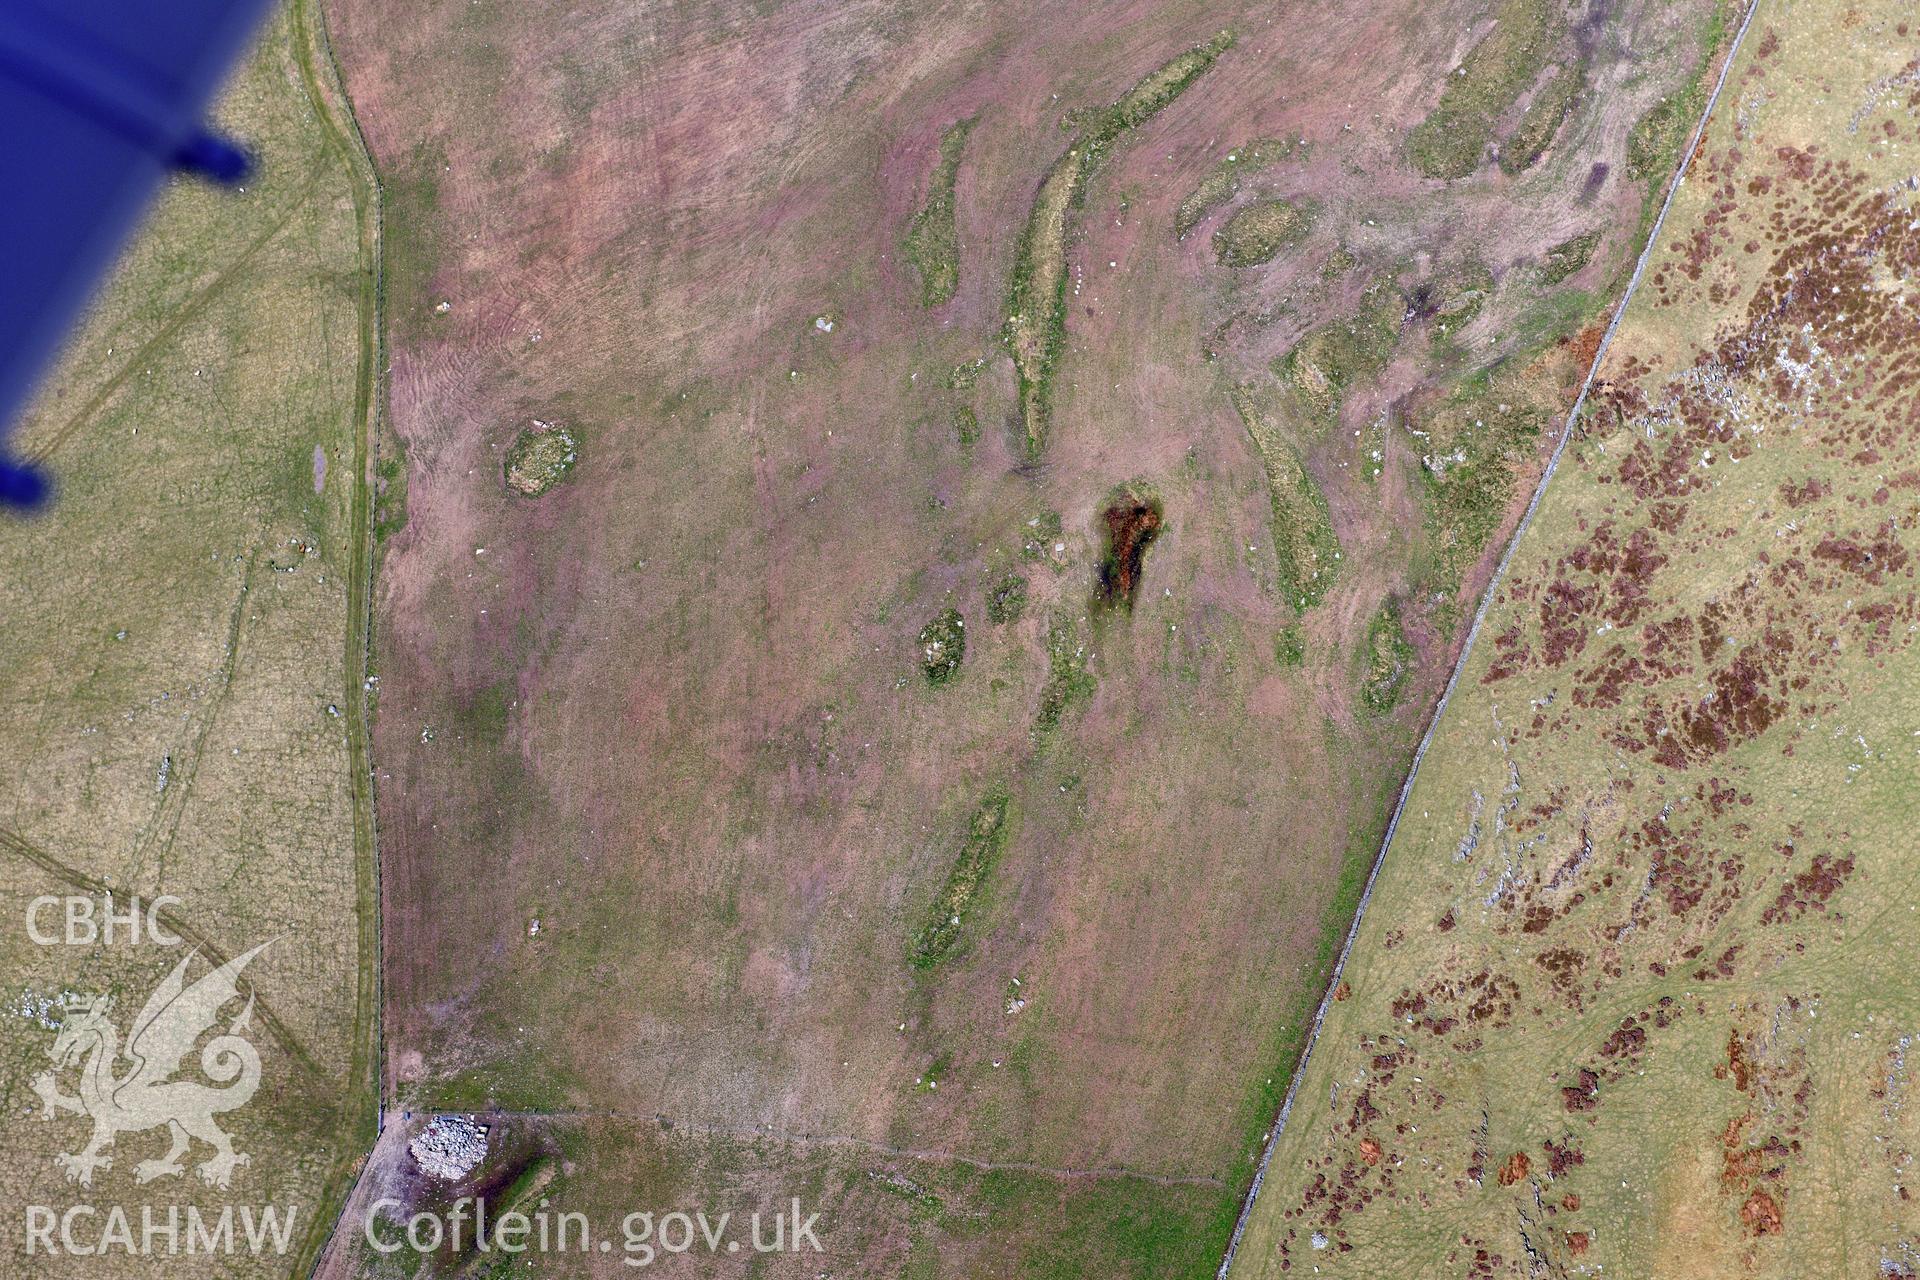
[409,1115,488,1182]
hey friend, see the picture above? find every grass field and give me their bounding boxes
[0,3,379,1274]
[1213,198,1315,268]
[315,0,1724,1273]
[1004,31,1232,455]
[1229,2,1920,1274]
[1406,0,1562,179]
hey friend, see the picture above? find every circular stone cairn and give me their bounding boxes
[408,1114,489,1181]
[504,419,578,496]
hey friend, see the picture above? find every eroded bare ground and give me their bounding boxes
[326,0,1722,1271]
[1229,2,1920,1276]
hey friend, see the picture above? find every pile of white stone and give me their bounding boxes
[408,1114,488,1182]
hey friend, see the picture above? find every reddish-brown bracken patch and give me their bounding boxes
[1563,1068,1600,1113]
[1496,1151,1531,1186]
[1542,1137,1585,1178]
[1759,852,1856,925]
[1740,1188,1783,1236]
[1722,1030,1755,1093]
[1096,491,1164,609]
[1562,319,1608,382]
[1567,1230,1590,1256]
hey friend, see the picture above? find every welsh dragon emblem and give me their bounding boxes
[30,943,269,1188]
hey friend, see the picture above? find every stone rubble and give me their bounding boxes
[409,1115,488,1181]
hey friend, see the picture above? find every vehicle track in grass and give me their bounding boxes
[0,823,327,1084]
[397,1108,1231,1190]
[21,169,327,466]
[288,0,386,1271]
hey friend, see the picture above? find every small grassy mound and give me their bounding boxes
[1212,198,1313,268]
[1274,279,1403,419]
[373,445,409,544]
[1413,261,1496,352]
[1627,90,1695,181]
[1035,612,1095,736]
[986,571,1028,624]
[1541,229,1599,283]
[1274,624,1305,668]
[1020,509,1067,569]
[918,607,967,684]
[1006,32,1234,454]
[1102,30,1235,137]
[1230,383,1343,611]
[504,420,577,496]
[912,789,1013,967]
[1360,598,1414,712]
[952,404,980,445]
[947,355,987,390]
[1174,137,1299,239]
[1416,373,1551,591]
[906,118,976,307]
[1499,58,1584,174]
[1406,0,1559,179]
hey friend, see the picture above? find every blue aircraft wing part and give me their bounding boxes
[0,0,278,507]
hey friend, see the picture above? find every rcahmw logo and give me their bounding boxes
[17,921,299,1259]
[31,943,269,1188]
